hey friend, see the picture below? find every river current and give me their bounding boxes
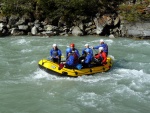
[0,36,150,113]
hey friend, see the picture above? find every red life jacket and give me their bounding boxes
[73,52,79,64]
[94,51,107,64]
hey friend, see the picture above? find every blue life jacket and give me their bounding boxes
[84,54,93,64]
[66,48,80,58]
[82,48,93,56]
[50,48,62,58]
[66,54,78,66]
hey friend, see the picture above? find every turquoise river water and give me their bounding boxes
[0,36,150,113]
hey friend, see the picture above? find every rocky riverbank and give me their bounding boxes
[0,13,150,39]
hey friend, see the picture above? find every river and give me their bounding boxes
[0,36,150,113]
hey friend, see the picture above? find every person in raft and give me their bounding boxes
[93,47,107,65]
[79,44,93,63]
[92,39,108,56]
[64,48,79,69]
[66,43,80,59]
[81,48,93,68]
[82,44,93,56]
[50,44,62,64]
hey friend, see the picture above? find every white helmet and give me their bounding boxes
[99,47,104,51]
[100,39,104,43]
[53,44,57,47]
[84,44,89,47]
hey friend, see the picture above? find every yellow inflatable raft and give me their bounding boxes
[38,57,113,77]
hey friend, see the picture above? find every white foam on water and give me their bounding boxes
[29,60,36,64]
[105,39,114,45]
[30,68,76,81]
[111,68,150,99]
[142,41,150,46]
[21,49,32,53]
[74,76,100,83]
[126,40,150,48]
[28,68,109,84]
[116,68,150,78]
[11,38,30,45]
[1,36,150,113]
[32,69,52,79]
[90,39,114,44]
[112,68,150,85]
[77,92,98,107]
[76,91,113,111]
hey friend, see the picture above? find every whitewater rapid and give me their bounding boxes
[0,36,150,113]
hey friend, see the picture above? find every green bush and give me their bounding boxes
[1,0,130,24]
[119,1,150,22]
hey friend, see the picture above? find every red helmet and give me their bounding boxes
[70,43,75,47]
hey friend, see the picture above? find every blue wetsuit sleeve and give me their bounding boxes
[93,45,101,49]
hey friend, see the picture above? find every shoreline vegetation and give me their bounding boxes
[0,0,150,39]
